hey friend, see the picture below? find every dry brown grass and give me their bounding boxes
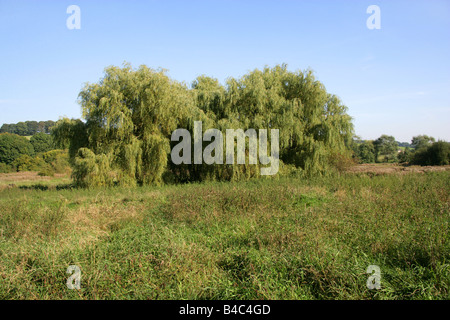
[0,171,71,191]
[346,163,450,175]
[66,202,145,249]
[0,171,68,184]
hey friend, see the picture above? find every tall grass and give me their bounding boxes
[0,171,448,299]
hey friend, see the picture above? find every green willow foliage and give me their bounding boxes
[52,63,354,187]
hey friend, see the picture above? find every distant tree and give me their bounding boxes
[427,141,450,165]
[37,121,46,133]
[30,132,54,153]
[0,133,35,165]
[26,121,39,135]
[397,147,413,163]
[411,141,450,166]
[44,120,55,134]
[374,135,398,162]
[397,141,412,148]
[15,122,28,136]
[411,135,435,150]
[0,124,11,133]
[10,124,17,134]
[350,136,361,160]
[0,120,56,135]
[355,140,375,163]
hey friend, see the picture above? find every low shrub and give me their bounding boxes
[0,162,13,173]
[411,141,450,166]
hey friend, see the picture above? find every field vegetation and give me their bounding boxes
[0,167,448,300]
[1,64,449,300]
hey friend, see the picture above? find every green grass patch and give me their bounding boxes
[0,172,448,299]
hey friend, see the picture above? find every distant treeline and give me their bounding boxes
[0,120,56,136]
[352,134,449,166]
[0,131,70,175]
[354,139,412,149]
[397,141,413,148]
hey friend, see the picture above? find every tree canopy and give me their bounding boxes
[411,140,450,166]
[30,132,54,153]
[0,133,35,165]
[411,135,435,150]
[374,134,398,162]
[355,140,376,163]
[52,63,354,187]
[0,120,55,136]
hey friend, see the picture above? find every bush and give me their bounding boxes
[30,132,54,153]
[0,162,13,173]
[72,148,117,188]
[38,167,55,177]
[12,154,47,172]
[411,141,450,166]
[42,149,70,173]
[398,148,413,163]
[328,152,356,173]
[0,133,34,165]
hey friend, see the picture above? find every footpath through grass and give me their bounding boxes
[0,171,448,299]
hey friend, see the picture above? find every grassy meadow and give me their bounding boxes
[0,167,449,300]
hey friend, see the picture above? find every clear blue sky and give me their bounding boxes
[1,0,449,142]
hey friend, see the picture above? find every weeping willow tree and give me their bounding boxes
[193,64,354,177]
[53,62,353,187]
[53,63,200,187]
